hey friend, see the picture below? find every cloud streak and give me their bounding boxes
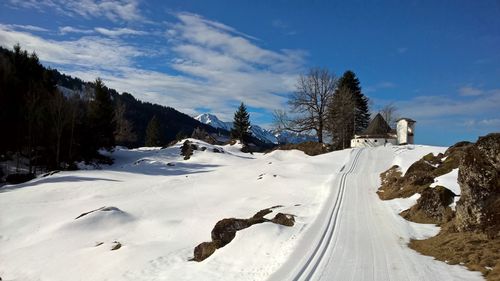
[7,0,143,22]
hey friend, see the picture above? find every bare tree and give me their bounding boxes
[114,99,137,145]
[379,103,399,129]
[327,85,356,149]
[50,91,69,168]
[275,68,337,143]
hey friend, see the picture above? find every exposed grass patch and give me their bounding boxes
[272,142,331,156]
[409,223,500,280]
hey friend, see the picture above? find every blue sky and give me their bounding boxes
[1,0,499,146]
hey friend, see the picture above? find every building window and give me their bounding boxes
[364,140,367,142]
[374,140,378,142]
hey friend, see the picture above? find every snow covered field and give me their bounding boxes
[0,141,483,280]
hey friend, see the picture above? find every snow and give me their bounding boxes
[391,145,447,175]
[430,168,460,210]
[0,143,482,281]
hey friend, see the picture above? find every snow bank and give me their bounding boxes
[0,139,350,281]
[430,168,460,209]
[392,145,447,175]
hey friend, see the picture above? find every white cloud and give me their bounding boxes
[396,89,500,121]
[0,25,141,68]
[94,27,147,37]
[7,0,143,23]
[5,24,49,32]
[59,26,93,35]
[0,13,306,122]
[459,86,483,96]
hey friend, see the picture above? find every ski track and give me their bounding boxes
[272,146,483,281]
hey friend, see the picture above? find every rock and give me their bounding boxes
[192,207,296,262]
[211,218,252,247]
[212,148,223,153]
[180,140,198,160]
[475,133,500,169]
[422,153,442,166]
[445,141,473,157]
[167,162,175,166]
[455,141,500,237]
[401,186,456,224]
[404,159,436,186]
[192,241,218,261]
[111,241,121,251]
[271,213,295,226]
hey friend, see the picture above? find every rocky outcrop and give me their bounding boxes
[180,140,198,160]
[192,207,295,262]
[401,186,456,224]
[377,160,437,200]
[455,134,500,237]
[379,134,500,279]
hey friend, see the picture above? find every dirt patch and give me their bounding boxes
[409,222,500,280]
[272,141,331,156]
[191,206,295,262]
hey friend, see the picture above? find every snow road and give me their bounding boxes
[270,147,483,281]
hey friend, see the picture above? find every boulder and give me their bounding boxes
[271,213,295,226]
[180,140,198,160]
[192,241,218,261]
[211,218,252,247]
[404,159,436,186]
[401,186,456,224]
[455,142,500,237]
[475,133,500,169]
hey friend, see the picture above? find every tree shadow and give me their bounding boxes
[109,161,221,176]
[0,176,121,193]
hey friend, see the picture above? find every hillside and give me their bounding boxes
[0,142,484,281]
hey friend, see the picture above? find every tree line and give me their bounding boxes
[274,68,371,149]
[0,44,219,177]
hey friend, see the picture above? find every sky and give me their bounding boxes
[0,0,499,146]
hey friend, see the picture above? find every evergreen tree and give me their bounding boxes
[88,78,115,151]
[231,102,251,144]
[336,71,370,134]
[327,85,356,149]
[145,115,161,146]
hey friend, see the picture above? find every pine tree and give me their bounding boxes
[88,78,115,151]
[328,85,356,149]
[336,71,370,134]
[231,102,251,144]
[145,115,161,146]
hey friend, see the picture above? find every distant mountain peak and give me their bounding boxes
[194,113,316,145]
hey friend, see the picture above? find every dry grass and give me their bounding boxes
[273,141,331,156]
[377,165,430,200]
[410,222,500,280]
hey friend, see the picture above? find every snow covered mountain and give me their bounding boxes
[194,113,232,131]
[194,113,316,144]
[274,130,317,144]
[195,113,279,144]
